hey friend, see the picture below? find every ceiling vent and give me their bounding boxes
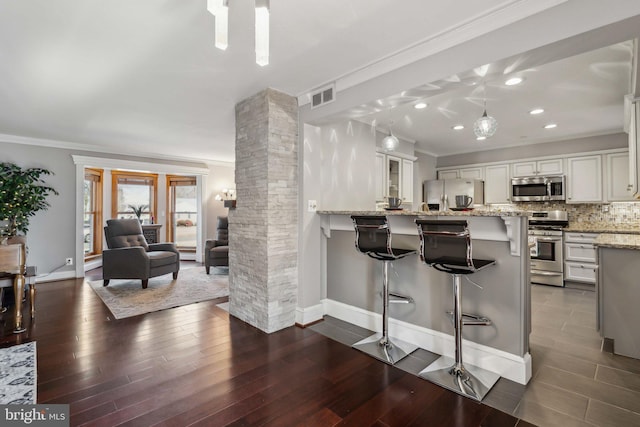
[310,84,335,109]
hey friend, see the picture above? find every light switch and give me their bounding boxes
[308,200,317,212]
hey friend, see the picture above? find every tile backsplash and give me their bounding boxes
[491,202,640,230]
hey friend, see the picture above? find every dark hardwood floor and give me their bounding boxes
[0,267,533,426]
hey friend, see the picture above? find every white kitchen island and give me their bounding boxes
[317,210,532,384]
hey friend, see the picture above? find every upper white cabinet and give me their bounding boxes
[401,159,414,202]
[629,101,640,198]
[484,164,511,204]
[512,159,563,177]
[605,152,634,202]
[376,152,415,202]
[438,169,459,180]
[566,155,602,203]
[460,167,483,180]
[375,152,386,201]
[386,155,401,199]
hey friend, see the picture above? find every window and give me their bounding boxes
[111,171,158,223]
[83,168,103,258]
[167,175,197,250]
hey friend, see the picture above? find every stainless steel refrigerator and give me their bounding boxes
[423,178,484,210]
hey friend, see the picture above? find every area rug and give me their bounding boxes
[0,342,36,404]
[88,267,228,319]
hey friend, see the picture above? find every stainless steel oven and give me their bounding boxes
[528,211,568,287]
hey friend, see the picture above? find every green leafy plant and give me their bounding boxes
[128,204,148,219]
[0,162,59,237]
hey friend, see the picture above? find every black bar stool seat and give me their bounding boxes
[350,215,418,365]
[415,219,500,401]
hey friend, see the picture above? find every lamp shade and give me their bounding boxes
[473,110,498,138]
[382,133,399,151]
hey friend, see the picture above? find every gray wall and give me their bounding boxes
[1,140,231,278]
[327,229,528,356]
[205,163,235,239]
[436,133,628,168]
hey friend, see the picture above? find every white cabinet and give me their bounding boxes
[401,159,414,202]
[566,155,602,203]
[564,232,598,285]
[512,159,563,177]
[438,169,459,180]
[484,164,511,204]
[438,167,482,180]
[605,152,634,202]
[375,152,386,201]
[376,152,414,203]
[386,155,401,199]
[460,167,483,180]
[628,101,639,198]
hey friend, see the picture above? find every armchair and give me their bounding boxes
[205,216,228,274]
[103,219,180,289]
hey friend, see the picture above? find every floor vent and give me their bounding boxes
[311,84,335,109]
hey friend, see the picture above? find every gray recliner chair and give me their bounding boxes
[102,219,180,289]
[205,216,228,274]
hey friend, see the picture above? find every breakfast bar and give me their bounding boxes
[317,210,532,384]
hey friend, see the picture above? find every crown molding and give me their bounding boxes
[0,132,234,167]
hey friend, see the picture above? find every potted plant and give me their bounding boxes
[0,162,58,243]
[128,204,148,223]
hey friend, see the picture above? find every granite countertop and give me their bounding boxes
[593,233,640,249]
[316,209,527,217]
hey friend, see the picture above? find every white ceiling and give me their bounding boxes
[361,40,634,157]
[0,1,637,163]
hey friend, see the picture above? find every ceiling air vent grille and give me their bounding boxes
[310,84,335,109]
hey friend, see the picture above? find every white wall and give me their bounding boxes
[1,140,228,280]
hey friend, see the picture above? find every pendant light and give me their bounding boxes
[473,86,498,139]
[382,122,399,152]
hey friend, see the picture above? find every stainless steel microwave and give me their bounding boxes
[511,175,565,202]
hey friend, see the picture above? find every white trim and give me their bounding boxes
[84,258,102,272]
[298,0,568,105]
[72,155,210,176]
[322,298,532,385]
[36,270,77,283]
[295,303,324,325]
[0,132,230,165]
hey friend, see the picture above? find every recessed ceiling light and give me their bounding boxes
[452,125,464,130]
[505,77,523,86]
[414,102,427,109]
[544,123,557,129]
[476,136,486,141]
[529,108,544,115]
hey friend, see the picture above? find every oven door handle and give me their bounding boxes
[534,237,561,242]
[531,270,563,276]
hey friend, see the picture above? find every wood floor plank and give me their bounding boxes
[0,269,525,426]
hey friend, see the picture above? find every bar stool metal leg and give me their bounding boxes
[352,260,418,365]
[419,274,499,401]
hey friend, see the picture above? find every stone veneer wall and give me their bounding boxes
[229,88,298,333]
[493,202,640,231]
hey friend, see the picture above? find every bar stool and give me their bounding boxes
[350,215,418,365]
[415,219,500,401]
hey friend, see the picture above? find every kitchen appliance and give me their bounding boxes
[528,210,568,287]
[512,175,565,202]
[423,179,484,210]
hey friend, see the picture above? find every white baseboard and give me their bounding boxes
[295,303,324,326]
[36,270,78,283]
[322,298,531,385]
[84,258,102,272]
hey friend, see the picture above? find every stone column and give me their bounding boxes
[229,88,298,333]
